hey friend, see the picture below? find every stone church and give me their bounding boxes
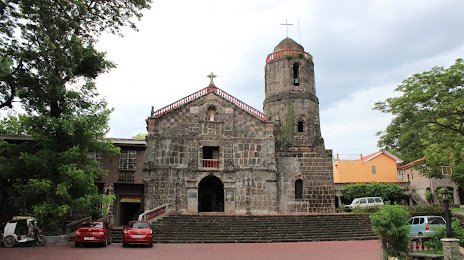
[143,37,335,214]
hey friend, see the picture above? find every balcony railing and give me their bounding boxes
[119,171,135,181]
[203,159,219,169]
[266,50,312,63]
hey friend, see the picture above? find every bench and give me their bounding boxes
[408,252,444,260]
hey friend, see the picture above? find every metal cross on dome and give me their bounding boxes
[281,19,293,38]
[207,72,217,85]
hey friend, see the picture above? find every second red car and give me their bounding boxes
[123,221,153,247]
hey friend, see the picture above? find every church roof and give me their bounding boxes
[273,37,304,52]
[151,85,268,121]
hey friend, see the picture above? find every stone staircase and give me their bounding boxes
[151,214,377,243]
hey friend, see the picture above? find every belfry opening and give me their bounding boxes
[198,175,224,212]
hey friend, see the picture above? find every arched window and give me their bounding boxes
[295,179,303,199]
[297,121,304,132]
[207,106,216,121]
[293,63,300,86]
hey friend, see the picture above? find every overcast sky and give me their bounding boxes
[93,0,464,159]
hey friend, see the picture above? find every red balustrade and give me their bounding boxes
[143,205,166,222]
[202,159,219,169]
[153,85,268,121]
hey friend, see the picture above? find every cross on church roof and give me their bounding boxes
[207,72,217,86]
[281,19,293,38]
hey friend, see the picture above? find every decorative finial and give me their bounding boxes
[151,106,154,116]
[281,19,293,38]
[207,72,217,86]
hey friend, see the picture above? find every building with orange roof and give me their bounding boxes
[333,151,404,183]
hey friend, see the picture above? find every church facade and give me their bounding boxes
[143,38,335,214]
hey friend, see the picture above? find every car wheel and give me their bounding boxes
[149,242,153,248]
[3,236,16,248]
[74,242,80,247]
[123,243,128,247]
[418,232,423,236]
[102,238,108,247]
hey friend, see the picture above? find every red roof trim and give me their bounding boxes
[151,85,268,121]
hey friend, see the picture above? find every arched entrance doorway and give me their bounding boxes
[198,175,224,212]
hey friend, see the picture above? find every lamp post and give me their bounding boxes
[442,188,453,238]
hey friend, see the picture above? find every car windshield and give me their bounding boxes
[351,199,360,205]
[127,222,150,229]
[81,222,103,228]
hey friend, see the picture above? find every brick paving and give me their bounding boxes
[0,240,381,260]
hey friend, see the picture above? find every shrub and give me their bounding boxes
[370,204,410,258]
[409,204,443,213]
[425,190,434,204]
[284,53,293,59]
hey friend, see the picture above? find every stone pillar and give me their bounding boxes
[441,238,461,260]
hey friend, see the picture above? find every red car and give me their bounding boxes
[75,221,111,247]
[123,221,153,247]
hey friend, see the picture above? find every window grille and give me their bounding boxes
[119,150,137,170]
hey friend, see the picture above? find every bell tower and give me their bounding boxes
[263,37,324,149]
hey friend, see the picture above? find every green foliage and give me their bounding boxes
[342,182,405,202]
[425,190,435,204]
[285,53,293,59]
[0,114,28,135]
[297,52,304,58]
[374,59,464,183]
[132,133,148,140]
[281,101,295,148]
[370,204,411,258]
[408,204,443,213]
[424,218,464,251]
[436,187,454,204]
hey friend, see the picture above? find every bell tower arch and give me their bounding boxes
[263,37,324,149]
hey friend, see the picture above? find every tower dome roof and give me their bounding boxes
[273,37,304,52]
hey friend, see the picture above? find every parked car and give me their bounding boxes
[75,221,111,247]
[344,197,384,212]
[123,221,153,247]
[408,216,446,236]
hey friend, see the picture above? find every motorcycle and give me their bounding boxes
[1,217,46,247]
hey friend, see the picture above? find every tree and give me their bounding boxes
[132,133,148,140]
[374,59,464,183]
[0,0,151,233]
[342,182,405,202]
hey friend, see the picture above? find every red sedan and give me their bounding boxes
[123,221,153,247]
[75,221,111,247]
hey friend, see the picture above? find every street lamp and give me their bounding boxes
[441,188,453,238]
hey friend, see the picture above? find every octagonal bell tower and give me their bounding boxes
[263,37,324,149]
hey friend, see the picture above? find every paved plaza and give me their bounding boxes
[0,240,381,260]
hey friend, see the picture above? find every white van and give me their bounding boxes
[344,197,384,212]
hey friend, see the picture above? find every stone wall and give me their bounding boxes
[277,149,335,213]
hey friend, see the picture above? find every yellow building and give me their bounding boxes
[333,151,404,183]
